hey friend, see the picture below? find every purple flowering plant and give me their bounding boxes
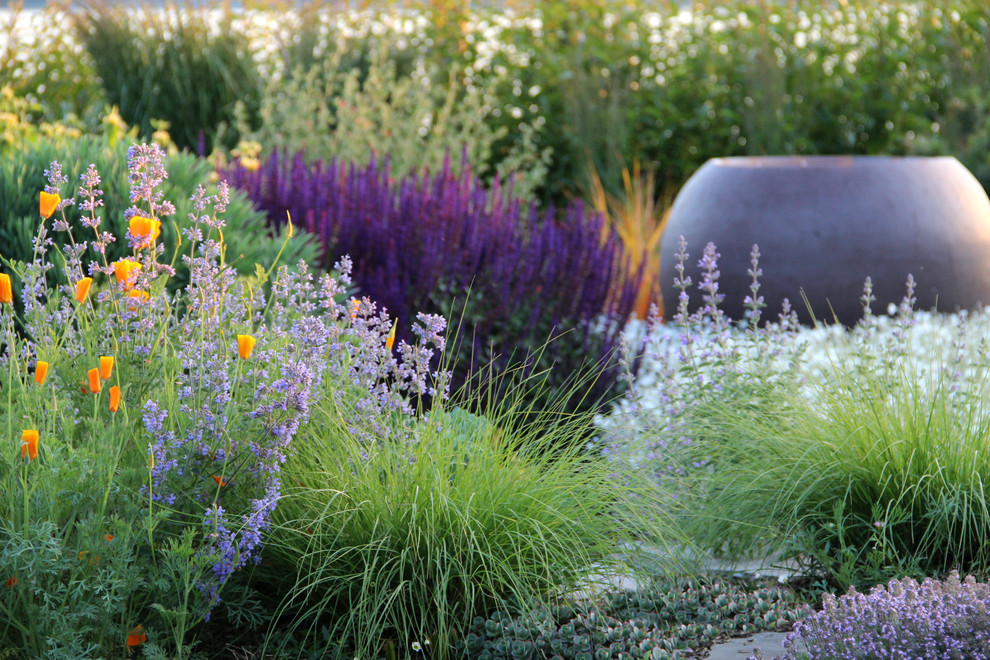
[601,235,990,591]
[759,572,990,660]
[0,143,445,656]
[222,148,643,423]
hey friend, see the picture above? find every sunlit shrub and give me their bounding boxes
[0,3,105,123]
[233,35,550,199]
[0,125,319,296]
[71,2,263,153]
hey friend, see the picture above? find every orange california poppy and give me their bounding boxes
[75,277,93,303]
[87,368,101,394]
[99,356,114,380]
[386,320,397,351]
[212,475,227,487]
[34,361,49,386]
[236,334,256,359]
[128,216,161,249]
[126,625,146,647]
[0,273,12,304]
[21,430,38,461]
[109,386,121,413]
[4,577,15,588]
[350,299,360,320]
[40,191,60,219]
[104,534,114,542]
[112,260,141,290]
[126,289,150,310]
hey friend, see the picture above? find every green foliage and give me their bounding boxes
[458,576,812,660]
[0,327,216,657]
[71,2,263,153]
[0,128,319,294]
[675,315,990,591]
[469,0,990,204]
[259,378,680,659]
[0,142,436,656]
[238,29,550,198]
[0,3,106,124]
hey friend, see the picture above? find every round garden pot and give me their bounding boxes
[659,155,990,326]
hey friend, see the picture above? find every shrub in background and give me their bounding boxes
[467,0,990,204]
[0,125,319,296]
[0,3,105,124]
[234,14,550,200]
[223,150,642,421]
[71,2,263,153]
[760,572,990,660]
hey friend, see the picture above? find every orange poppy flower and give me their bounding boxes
[386,320,397,351]
[87,368,101,394]
[4,577,15,588]
[212,475,227,487]
[129,215,161,249]
[126,289,150,310]
[74,277,93,303]
[236,334,256,359]
[350,299,360,320]
[99,356,114,380]
[0,273,11,304]
[78,550,99,563]
[104,534,114,542]
[112,260,141,290]
[34,361,49,386]
[109,385,121,413]
[21,430,38,461]
[40,191,60,219]
[126,625,146,647]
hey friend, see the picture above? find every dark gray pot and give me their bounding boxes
[659,156,990,326]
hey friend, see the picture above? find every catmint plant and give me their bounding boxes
[761,572,990,660]
[0,144,447,655]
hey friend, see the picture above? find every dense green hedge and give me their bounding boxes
[7,0,989,206]
[467,0,990,202]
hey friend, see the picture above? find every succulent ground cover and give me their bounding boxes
[461,576,813,660]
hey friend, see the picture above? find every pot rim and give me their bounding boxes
[710,155,959,169]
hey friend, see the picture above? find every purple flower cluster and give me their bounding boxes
[604,237,803,496]
[222,149,642,413]
[76,143,451,615]
[764,572,990,660]
[126,143,177,222]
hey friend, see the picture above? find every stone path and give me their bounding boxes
[702,631,790,659]
[574,547,809,659]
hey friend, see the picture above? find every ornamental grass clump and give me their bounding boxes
[604,236,990,590]
[0,143,445,656]
[259,370,681,660]
[760,572,990,660]
[223,149,643,423]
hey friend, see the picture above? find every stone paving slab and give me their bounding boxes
[701,631,790,660]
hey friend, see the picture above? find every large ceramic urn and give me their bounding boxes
[659,156,990,326]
